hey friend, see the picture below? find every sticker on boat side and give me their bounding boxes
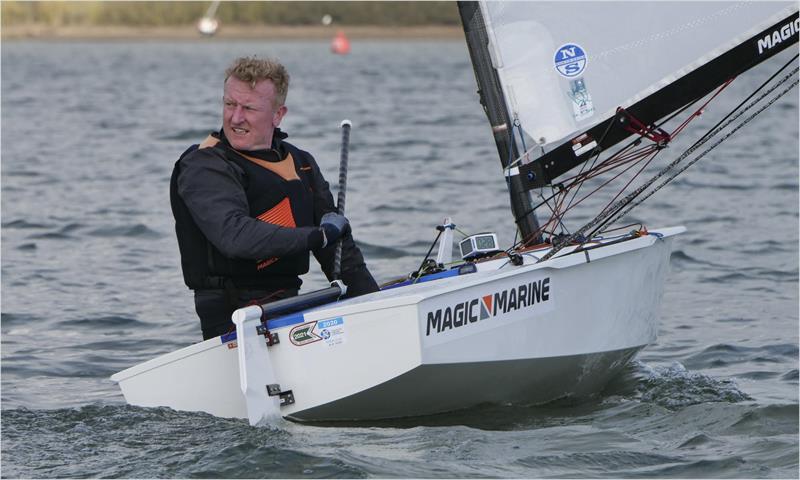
[422,276,554,341]
[289,317,346,347]
[289,321,321,346]
[318,317,346,347]
[554,43,587,78]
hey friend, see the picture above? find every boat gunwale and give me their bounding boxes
[110,227,684,383]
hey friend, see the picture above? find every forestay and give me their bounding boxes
[479,1,796,149]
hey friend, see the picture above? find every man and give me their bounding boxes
[170,56,378,340]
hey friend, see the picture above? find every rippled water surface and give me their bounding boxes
[2,40,798,478]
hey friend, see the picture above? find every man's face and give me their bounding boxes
[222,76,287,151]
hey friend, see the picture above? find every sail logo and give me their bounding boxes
[425,277,551,336]
[757,18,799,55]
[554,43,587,78]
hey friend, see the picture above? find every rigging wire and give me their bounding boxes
[587,54,799,238]
[506,115,571,246]
[687,53,799,151]
[590,65,799,237]
[411,228,444,284]
[537,66,799,262]
[454,226,472,238]
[508,96,701,248]
[556,110,625,222]
[508,121,678,249]
[561,78,736,226]
[503,54,799,253]
[592,70,799,238]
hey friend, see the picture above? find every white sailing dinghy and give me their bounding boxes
[112,1,799,424]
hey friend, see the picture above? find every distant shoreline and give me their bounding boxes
[1,24,463,41]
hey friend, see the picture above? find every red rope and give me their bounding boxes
[535,80,735,245]
[670,78,735,137]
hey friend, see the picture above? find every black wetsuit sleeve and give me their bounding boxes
[176,148,323,260]
[303,151,380,298]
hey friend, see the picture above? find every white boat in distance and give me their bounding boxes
[112,1,798,424]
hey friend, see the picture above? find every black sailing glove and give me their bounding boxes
[320,212,351,248]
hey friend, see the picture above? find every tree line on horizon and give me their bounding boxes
[2,1,461,27]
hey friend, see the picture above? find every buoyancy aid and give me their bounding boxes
[170,131,319,291]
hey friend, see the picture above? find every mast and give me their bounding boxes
[457,1,542,244]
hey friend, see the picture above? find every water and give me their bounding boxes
[1,39,797,478]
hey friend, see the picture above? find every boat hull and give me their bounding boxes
[289,346,640,421]
[111,227,683,422]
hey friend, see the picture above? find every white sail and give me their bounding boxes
[479,1,797,148]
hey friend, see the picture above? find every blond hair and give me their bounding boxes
[224,56,290,107]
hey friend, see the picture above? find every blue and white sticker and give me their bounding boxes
[289,317,346,347]
[318,316,345,347]
[554,43,587,78]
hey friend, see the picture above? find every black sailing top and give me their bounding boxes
[170,128,378,296]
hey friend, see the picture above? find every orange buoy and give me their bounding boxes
[331,30,351,55]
